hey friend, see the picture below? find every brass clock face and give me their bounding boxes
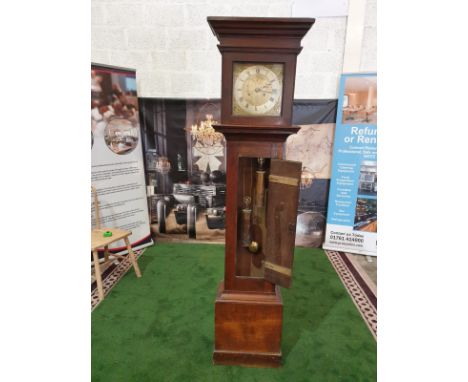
[232,63,283,117]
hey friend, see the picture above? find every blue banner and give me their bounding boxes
[323,73,377,256]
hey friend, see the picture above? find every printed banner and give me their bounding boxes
[139,98,338,247]
[91,64,152,252]
[323,73,377,256]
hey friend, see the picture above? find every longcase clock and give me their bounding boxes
[207,16,315,368]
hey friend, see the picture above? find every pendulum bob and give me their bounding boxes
[263,159,302,288]
[250,225,264,275]
[248,240,259,253]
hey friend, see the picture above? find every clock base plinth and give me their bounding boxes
[213,282,283,368]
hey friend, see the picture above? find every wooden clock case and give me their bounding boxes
[207,17,314,368]
[209,17,314,127]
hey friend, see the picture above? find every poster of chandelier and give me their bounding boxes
[139,99,226,242]
[91,63,152,253]
[139,98,338,246]
[323,73,377,256]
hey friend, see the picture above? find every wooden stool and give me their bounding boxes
[91,187,142,301]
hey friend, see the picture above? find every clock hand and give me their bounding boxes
[260,80,274,88]
[256,84,273,93]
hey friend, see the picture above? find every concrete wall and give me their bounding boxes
[360,0,377,72]
[92,0,376,99]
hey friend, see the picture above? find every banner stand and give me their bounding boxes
[91,63,153,253]
[323,72,377,256]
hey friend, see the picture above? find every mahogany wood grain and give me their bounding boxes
[263,159,302,288]
[208,17,314,368]
[207,17,314,127]
[213,282,283,368]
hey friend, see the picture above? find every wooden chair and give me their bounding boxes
[91,186,142,301]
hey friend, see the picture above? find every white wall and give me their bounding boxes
[92,0,376,99]
[360,0,377,72]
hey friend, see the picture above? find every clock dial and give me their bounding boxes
[232,63,283,117]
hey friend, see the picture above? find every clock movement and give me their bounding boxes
[207,16,315,368]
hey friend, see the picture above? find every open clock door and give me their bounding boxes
[263,159,302,288]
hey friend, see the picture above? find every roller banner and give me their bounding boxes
[91,63,152,252]
[323,73,377,256]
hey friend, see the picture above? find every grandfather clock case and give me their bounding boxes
[208,17,314,368]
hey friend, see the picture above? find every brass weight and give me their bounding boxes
[248,241,260,254]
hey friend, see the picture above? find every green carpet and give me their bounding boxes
[92,243,376,382]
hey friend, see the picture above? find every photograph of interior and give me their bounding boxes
[91,68,140,155]
[142,99,227,242]
[358,160,377,196]
[353,197,377,232]
[342,76,377,124]
[104,118,139,155]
